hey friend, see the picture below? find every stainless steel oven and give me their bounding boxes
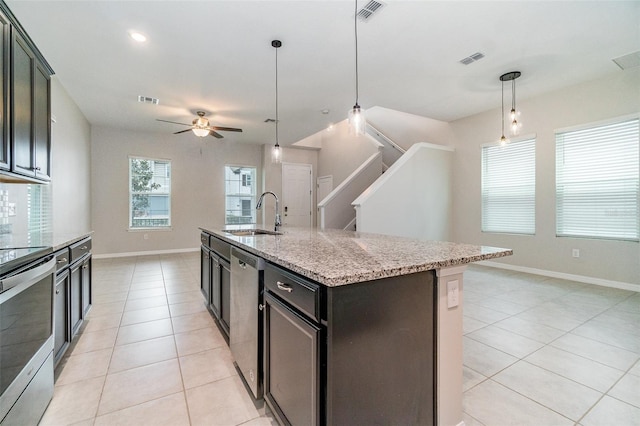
[0,250,55,425]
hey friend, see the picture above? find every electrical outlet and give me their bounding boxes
[144,233,149,240]
[572,249,580,258]
[447,280,459,308]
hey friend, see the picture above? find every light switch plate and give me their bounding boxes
[447,280,459,308]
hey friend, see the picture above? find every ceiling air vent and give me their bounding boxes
[459,52,485,65]
[357,0,386,22]
[137,95,159,105]
[612,51,640,70]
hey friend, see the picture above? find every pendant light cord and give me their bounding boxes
[511,78,516,113]
[501,80,505,135]
[275,43,279,145]
[354,0,359,106]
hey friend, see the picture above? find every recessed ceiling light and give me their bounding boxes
[129,31,147,43]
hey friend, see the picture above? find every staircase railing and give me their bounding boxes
[318,151,382,230]
[366,123,406,169]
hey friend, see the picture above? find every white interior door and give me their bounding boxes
[282,163,312,227]
[317,175,333,205]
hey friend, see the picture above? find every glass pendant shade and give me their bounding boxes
[192,128,209,137]
[271,143,282,164]
[348,104,366,135]
[499,134,509,146]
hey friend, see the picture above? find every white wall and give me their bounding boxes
[354,143,453,241]
[450,68,640,285]
[91,126,262,255]
[317,120,380,187]
[366,106,454,149]
[51,77,92,235]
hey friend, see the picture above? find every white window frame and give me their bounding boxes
[481,136,536,235]
[128,156,172,230]
[555,116,639,242]
[225,165,257,225]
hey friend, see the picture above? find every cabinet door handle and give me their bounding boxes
[276,281,293,293]
[258,303,265,311]
[238,260,247,269]
[57,258,67,264]
[34,166,41,171]
[55,289,60,294]
[81,246,88,250]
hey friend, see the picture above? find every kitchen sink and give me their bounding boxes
[224,229,282,236]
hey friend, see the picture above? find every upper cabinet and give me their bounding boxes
[0,2,53,183]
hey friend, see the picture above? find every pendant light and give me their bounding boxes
[348,0,366,135]
[271,40,282,164]
[500,71,522,137]
[499,74,509,146]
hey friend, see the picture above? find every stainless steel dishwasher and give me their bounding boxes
[230,247,264,399]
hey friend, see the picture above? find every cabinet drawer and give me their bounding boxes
[70,238,91,263]
[200,232,209,247]
[54,248,69,271]
[209,235,231,261]
[265,263,321,323]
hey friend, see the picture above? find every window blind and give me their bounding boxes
[481,138,536,234]
[556,118,639,241]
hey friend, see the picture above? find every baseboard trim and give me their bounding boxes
[93,247,199,259]
[479,261,639,292]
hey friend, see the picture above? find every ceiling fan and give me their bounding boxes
[156,111,242,138]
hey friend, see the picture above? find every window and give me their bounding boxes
[225,166,256,224]
[481,138,536,234]
[556,118,639,241]
[129,157,171,229]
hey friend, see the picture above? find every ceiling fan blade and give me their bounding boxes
[210,126,243,132]
[156,119,192,126]
[173,129,193,135]
[209,131,224,139]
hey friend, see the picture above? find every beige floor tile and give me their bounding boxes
[89,300,126,317]
[179,346,237,389]
[551,333,639,371]
[120,305,170,326]
[165,282,199,295]
[94,392,190,426]
[186,375,260,426]
[608,374,640,408]
[92,291,128,305]
[493,361,602,421]
[56,348,112,386]
[127,287,167,300]
[581,395,640,426]
[124,295,168,312]
[525,345,624,392]
[109,335,177,373]
[169,300,207,318]
[98,359,183,416]
[629,360,640,377]
[171,311,217,334]
[82,313,122,333]
[463,337,518,377]
[466,325,545,358]
[463,366,486,392]
[129,279,165,290]
[116,318,174,346]
[72,327,119,354]
[174,326,226,357]
[463,379,573,426]
[493,316,566,344]
[167,290,204,305]
[39,376,105,426]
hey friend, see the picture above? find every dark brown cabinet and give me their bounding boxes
[53,238,91,367]
[54,269,70,365]
[0,8,9,170]
[0,2,53,183]
[200,232,231,341]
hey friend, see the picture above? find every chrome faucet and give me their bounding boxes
[256,191,281,232]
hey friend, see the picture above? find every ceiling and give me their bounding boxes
[5,1,639,146]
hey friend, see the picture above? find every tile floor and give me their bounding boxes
[41,253,640,425]
[462,265,640,426]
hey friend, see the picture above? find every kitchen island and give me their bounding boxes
[200,225,511,426]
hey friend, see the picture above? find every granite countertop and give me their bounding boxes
[200,225,512,287]
[0,231,93,251]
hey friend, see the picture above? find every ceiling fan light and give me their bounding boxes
[192,128,209,137]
